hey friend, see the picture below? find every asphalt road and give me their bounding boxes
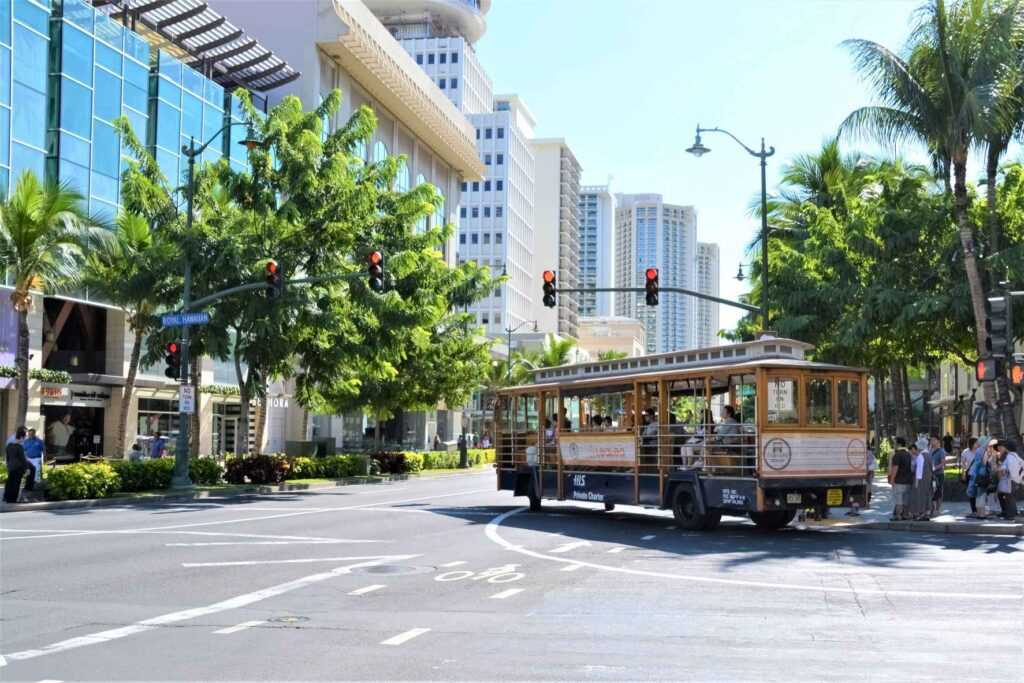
[1,470,1022,682]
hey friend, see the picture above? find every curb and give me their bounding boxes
[0,474,411,513]
[805,518,1024,537]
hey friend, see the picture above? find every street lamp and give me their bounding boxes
[171,123,262,489]
[505,319,538,384]
[686,125,775,332]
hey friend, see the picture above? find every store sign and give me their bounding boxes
[560,434,636,467]
[40,384,109,406]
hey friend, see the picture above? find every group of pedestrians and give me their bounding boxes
[887,435,949,521]
[961,436,1023,521]
[4,426,40,504]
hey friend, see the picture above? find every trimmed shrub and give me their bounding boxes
[315,454,367,479]
[403,451,424,473]
[46,463,121,500]
[224,454,290,485]
[190,457,224,486]
[111,458,175,492]
[288,456,321,479]
[371,451,408,474]
[422,451,459,470]
[0,462,6,483]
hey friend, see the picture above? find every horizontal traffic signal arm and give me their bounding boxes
[552,285,760,313]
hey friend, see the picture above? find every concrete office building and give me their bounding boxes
[577,316,646,358]
[578,185,616,317]
[531,138,581,339]
[2,0,484,454]
[695,242,720,347]
[614,193,698,354]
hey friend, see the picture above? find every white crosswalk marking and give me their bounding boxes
[561,564,583,572]
[214,620,265,635]
[642,535,656,541]
[348,585,386,596]
[490,588,524,600]
[381,628,430,646]
[607,546,626,554]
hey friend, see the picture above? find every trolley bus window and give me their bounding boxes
[767,377,799,424]
[837,378,860,426]
[806,377,833,426]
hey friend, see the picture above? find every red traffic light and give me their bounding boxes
[368,251,383,266]
[543,270,556,283]
[645,268,658,281]
[265,259,278,275]
[166,342,179,354]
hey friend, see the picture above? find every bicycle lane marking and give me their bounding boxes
[484,507,1022,601]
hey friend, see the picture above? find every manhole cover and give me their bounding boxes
[352,564,435,576]
[269,615,309,624]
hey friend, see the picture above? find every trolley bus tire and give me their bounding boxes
[604,502,615,512]
[527,480,542,512]
[671,486,714,531]
[702,510,722,531]
[749,510,796,530]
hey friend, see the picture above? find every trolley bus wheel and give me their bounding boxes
[671,486,714,531]
[604,502,615,512]
[749,510,796,530]
[527,480,542,512]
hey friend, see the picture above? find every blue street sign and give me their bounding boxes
[161,311,210,327]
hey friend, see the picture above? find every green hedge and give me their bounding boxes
[46,462,121,500]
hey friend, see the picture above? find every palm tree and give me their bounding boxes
[531,333,578,368]
[840,0,1021,436]
[0,172,98,426]
[81,212,176,456]
[597,350,628,361]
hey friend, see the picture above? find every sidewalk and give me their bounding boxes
[805,480,1023,536]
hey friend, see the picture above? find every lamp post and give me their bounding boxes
[171,123,261,489]
[686,125,775,332]
[505,319,538,384]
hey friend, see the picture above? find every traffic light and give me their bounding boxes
[984,292,1012,359]
[542,270,557,308]
[645,267,659,306]
[164,341,181,380]
[264,259,284,300]
[976,356,1002,383]
[367,251,384,292]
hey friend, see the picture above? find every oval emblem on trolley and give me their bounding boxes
[763,438,792,470]
[846,439,867,469]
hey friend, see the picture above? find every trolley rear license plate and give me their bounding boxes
[826,488,843,506]
[786,493,802,504]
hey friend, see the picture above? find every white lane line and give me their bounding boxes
[490,588,524,600]
[213,620,265,635]
[641,534,656,541]
[1,529,352,543]
[561,564,583,572]
[0,554,420,666]
[607,546,626,554]
[439,561,467,567]
[550,540,590,553]
[665,526,677,530]
[485,508,1024,601]
[381,628,431,646]
[183,555,408,568]
[165,539,382,547]
[348,584,386,596]
[35,679,63,683]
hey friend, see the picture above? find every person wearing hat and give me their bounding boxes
[995,440,1021,520]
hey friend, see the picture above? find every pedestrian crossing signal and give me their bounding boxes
[976,357,1001,383]
[542,270,557,308]
[645,268,659,306]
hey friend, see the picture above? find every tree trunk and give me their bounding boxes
[232,337,249,456]
[253,376,268,455]
[189,360,201,458]
[873,371,885,440]
[374,419,382,450]
[901,364,914,437]
[117,321,143,457]
[15,307,30,427]
[301,408,309,442]
[890,365,907,438]
[985,140,1002,255]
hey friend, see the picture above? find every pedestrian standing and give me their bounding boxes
[23,427,45,484]
[47,413,75,462]
[4,426,31,504]
[972,439,998,519]
[961,437,979,516]
[995,440,1020,521]
[888,437,914,521]
[908,443,932,520]
[929,435,947,516]
[149,431,166,459]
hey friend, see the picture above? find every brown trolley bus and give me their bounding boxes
[495,337,870,530]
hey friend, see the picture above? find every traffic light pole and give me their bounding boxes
[554,286,761,314]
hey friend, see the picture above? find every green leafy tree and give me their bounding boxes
[0,172,100,426]
[596,350,629,361]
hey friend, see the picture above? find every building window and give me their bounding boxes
[450,77,458,89]
[459,233,466,244]
[484,207,491,218]
[471,207,479,218]
[461,181,467,191]
[495,285,502,297]
[484,180,491,191]
[472,181,479,191]
[483,233,490,245]
[496,180,504,191]
[494,312,501,325]
[496,232,503,244]
[428,53,435,64]
[451,52,459,63]
[416,54,423,64]
[496,153,504,165]
[497,127,504,139]
[475,128,480,139]
[439,78,446,89]
[396,159,410,192]
[485,128,492,139]
[484,154,491,165]
[496,206,503,218]
[439,53,447,64]
[482,314,489,324]
[471,233,479,244]
[460,207,467,218]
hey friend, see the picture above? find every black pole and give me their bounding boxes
[759,138,770,332]
[172,138,196,489]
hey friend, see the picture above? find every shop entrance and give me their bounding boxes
[42,405,105,462]
[212,403,241,455]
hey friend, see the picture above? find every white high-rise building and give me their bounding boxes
[578,185,616,317]
[614,194,698,354]
[532,139,582,339]
[695,243,721,347]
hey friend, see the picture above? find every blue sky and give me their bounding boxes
[474,0,923,332]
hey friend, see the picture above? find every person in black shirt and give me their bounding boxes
[887,437,914,521]
[4,426,30,504]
